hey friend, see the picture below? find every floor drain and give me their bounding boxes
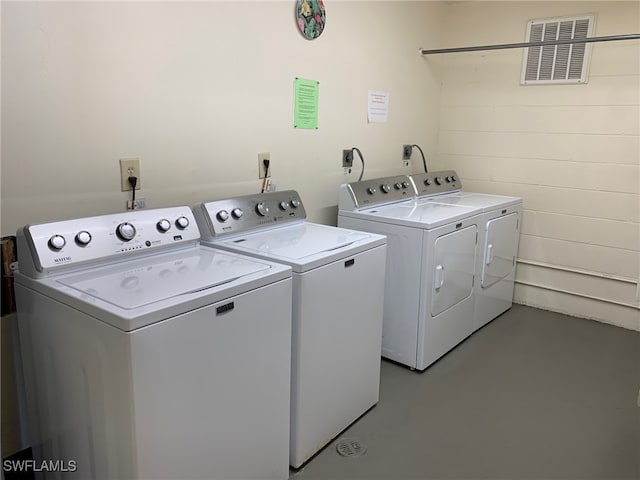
[335,438,367,458]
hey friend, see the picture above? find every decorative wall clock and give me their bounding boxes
[296,0,326,40]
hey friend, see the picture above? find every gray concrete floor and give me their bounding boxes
[290,305,640,480]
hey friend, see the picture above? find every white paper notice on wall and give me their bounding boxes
[367,90,389,123]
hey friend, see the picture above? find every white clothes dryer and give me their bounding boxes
[410,171,522,330]
[192,190,387,469]
[338,176,483,371]
[15,207,293,480]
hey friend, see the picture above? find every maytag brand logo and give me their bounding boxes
[53,256,72,264]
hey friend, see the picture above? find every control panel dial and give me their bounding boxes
[279,201,289,211]
[48,235,66,250]
[394,182,402,190]
[290,199,301,208]
[175,216,190,229]
[424,178,432,186]
[367,187,377,195]
[216,210,230,222]
[156,219,171,232]
[256,202,269,216]
[381,184,391,193]
[231,208,244,219]
[435,177,443,185]
[401,181,409,189]
[116,222,136,242]
[75,231,92,246]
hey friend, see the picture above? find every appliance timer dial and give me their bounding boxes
[256,202,269,216]
[116,223,136,242]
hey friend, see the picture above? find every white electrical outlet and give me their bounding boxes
[120,158,141,191]
[126,198,146,210]
[258,152,271,179]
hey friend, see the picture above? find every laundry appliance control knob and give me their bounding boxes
[381,184,391,193]
[48,235,66,250]
[116,222,136,241]
[216,210,230,222]
[401,181,409,189]
[290,199,301,208]
[256,202,269,216]
[279,201,289,211]
[231,208,244,219]
[424,178,432,186]
[175,216,190,229]
[75,231,92,245]
[394,183,402,190]
[156,219,171,232]
[367,187,377,195]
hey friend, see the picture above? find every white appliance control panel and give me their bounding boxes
[194,190,307,239]
[409,170,462,196]
[340,175,415,209]
[18,206,200,276]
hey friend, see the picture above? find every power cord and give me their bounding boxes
[411,144,428,173]
[128,175,138,209]
[261,159,270,193]
[352,147,365,182]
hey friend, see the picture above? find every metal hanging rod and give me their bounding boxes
[420,33,640,55]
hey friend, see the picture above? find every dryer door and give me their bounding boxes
[481,213,519,288]
[431,225,477,316]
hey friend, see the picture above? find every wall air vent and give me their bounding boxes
[521,15,595,85]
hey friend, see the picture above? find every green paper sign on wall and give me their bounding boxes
[296,0,326,40]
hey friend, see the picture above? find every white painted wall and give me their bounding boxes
[1,0,443,235]
[435,1,639,330]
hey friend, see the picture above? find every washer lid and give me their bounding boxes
[57,247,271,310]
[360,201,480,229]
[214,222,384,272]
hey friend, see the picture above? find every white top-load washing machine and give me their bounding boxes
[14,207,293,480]
[192,190,387,469]
[338,176,483,371]
[410,171,522,330]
